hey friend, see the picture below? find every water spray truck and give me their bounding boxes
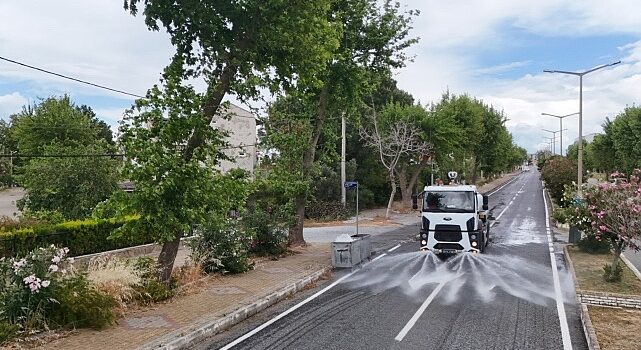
[411,171,493,255]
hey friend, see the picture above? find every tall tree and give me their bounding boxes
[9,96,118,218]
[124,0,340,281]
[274,0,418,245]
[360,102,429,218]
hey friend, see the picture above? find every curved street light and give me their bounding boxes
[544,60,621,196]
[541,112,579,156]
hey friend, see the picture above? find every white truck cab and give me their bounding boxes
[412,173,491,254]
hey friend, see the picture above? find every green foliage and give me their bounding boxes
[242,208,289,257]
[48,273,118,329]
[9,96,104,155]
[552,209,567,224]
[0,322,17,344]
[131,257,175,304]
[0,246,116,341]
[603,263,623,282]
[8,96,119,220]
[577,234,612,254]
[540,156,579,204]
[189,219,254,274]
[0,217,146,258]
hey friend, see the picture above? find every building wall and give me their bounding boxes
[214,103,257,173]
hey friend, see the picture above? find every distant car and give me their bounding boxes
[522,165,530,171]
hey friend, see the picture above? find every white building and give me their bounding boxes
[214,103,258,174]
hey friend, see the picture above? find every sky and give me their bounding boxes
[1,0,641,154]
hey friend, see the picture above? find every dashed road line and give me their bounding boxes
[388,244,402,252]
[394,281,446,342]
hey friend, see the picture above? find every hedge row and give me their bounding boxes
[0,217,153,258]
[306,201,353,221]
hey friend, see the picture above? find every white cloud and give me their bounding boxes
[0,92,29,120]
[2,0,641,154]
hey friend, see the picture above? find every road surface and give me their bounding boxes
[197,170,587,350]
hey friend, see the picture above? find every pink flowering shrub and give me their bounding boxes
[583,169,641,281]
[0,245,115,342]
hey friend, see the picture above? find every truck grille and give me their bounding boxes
[434,243,464,250]
[433,224,462,242]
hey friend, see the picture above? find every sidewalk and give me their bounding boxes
[26,245,330,350]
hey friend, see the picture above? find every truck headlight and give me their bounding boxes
[421,240,427,245]
[470,234,477,240]
[422,233,427,239]
[471,241,478,247]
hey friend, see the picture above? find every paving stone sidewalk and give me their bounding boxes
[30,245,331,350]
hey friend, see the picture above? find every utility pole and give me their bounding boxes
[541,112,579,156]
[341,114,346,206]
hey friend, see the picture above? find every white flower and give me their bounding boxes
[23,274,36,284]
[13,258,27,270]
[51,256,61,264]
[49,264,59,272]
[41,280,50,288]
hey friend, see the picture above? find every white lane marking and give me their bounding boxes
[388,244,402,252]
[220,254,387,349]
[486,174,520,197]
[395,282,446,342]
[490,183,526,228]
[542,183,573,350]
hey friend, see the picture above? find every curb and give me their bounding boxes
[563,245,601,350]
[138,265,333,350]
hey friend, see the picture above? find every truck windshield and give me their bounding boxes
[423,191,474,213]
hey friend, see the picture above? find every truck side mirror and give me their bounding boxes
[482,195,489,211]
[411,193,418,210]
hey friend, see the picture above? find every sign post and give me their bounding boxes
[344,181,359,235]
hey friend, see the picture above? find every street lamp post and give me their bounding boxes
[544,60,621,196]
[544,137,554,154]
[542,129,567,155]
[541,112,579,156]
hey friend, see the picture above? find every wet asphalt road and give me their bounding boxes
[197,170,587,350]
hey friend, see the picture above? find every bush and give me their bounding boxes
[0,245,117,342]
[0,322,17,344]
[189,218,254,274]
[552,209,567,224]
[577,234,611,254]
[242,209,288,257]
[603,262,623,282]
[0,217,150,258]
[130,257,175,304]
[306,201,352,221]
[540,157,579,204]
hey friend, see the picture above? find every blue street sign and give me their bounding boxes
[344,181,358,189]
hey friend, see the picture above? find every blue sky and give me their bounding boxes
[1,0,641,153]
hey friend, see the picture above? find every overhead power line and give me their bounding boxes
[0,55,258,120]
[0,144,259,159]
[0,55,144,99]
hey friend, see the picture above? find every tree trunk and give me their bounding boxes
[289,84,330,246]
[154,33,252,283]
[398,165,409,205]
[386,171,397,219]
[399,158,429,204]
[156,230,183,283]
[471,158,479,184]
[609,240,626,281]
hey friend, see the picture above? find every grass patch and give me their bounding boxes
[567,246,641,295]
[588,305,641,350]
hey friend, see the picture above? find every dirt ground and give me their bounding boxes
[567,246,641,295]
[588,305,641,350]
